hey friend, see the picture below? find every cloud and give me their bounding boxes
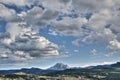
[0,28,59,63]
[72,39,81,47]
[108,40,120,52]
[0,0,120,65]
[48,29,58,36]
[0,23,67,65]
[14,31,59,57]
[0,1,61,65]
[74,50,79,53]
[90,49,98,56]
[80,61,116,67]
[72,0,118,14]
[82,28,116,44]
[42,0,72,13]
[0,4,20,22]
[18,6,59,32]
[0,33,10,39]
[0,0,32,6]
[69,61,116,67]
[51,17,87,37]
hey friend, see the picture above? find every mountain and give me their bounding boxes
[0,67,56,75]
[0,63,69,75]
[86,62,120,69]
[111,62,120,67]
[46,62,120,77]
[89,65,112,69]
[48,63,69,70]
[0,62,120,75]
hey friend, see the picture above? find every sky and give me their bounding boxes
[0,0,120,70]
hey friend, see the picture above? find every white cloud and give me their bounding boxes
[0,25,59,64]
[51,17,88,37]
[69,61,115,67]
[72,39,80,47]
[18,6,59,32]
[0,0,120,65]
[81,62,116,67]
[6,22,25,40]
[74,50,79,53]
[108,40,120,51]
[72,0,116,14]
[82,28,116,44]
[0,0,32,6]
[0,4,20,22]
[0,1,61,65]
[48,29,58,36]
[42,0,72,13]
[90,49,97,56]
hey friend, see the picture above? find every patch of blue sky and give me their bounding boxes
[84,13,93,20]
[39,25,79,54]
[0,20,6,33]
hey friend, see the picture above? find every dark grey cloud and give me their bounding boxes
[0,33,10,39]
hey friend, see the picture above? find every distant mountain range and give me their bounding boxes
[86,62,120,69]
[0,62,120,75]
[0,68,55,75]
[0,63,69,75]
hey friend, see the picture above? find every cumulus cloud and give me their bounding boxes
[48,0,120,56]
[11,30,59,57]
[0,0,61,65]
[51,17,87,37]
[17,6,59,32]
[0,0,33,6]
[82,28,116,44]
[0,4,20,22]
[108,40,120,51]
[0,0,120,65]
[42,0,72,13]
[0,28,59,63]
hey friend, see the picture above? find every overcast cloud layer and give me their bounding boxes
[0,0,120,66]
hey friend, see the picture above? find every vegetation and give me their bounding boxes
[46,67,120,80]
[0,68,120,80]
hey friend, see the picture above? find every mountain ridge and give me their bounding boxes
[0,62,120,75]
